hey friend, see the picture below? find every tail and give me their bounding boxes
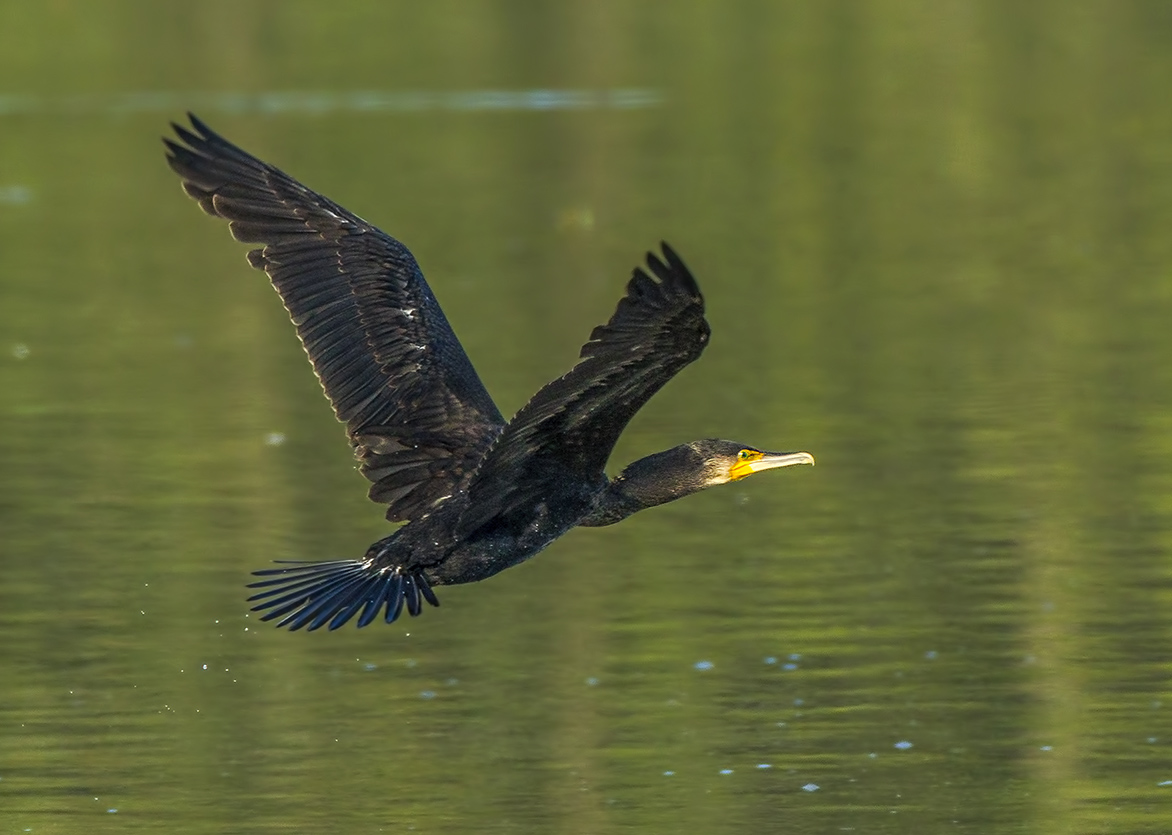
[246,560,440,631]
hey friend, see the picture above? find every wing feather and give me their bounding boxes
[457,244,709,535]
[164,114,505,522]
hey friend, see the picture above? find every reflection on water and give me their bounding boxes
[0,186,33,205]
[0,88,664,117]
[4,2,1172,834]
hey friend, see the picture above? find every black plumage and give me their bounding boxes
[164,114,813,631]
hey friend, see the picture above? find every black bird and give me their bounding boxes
[164,114,814,632]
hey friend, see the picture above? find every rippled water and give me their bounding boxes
[3,3,1172,833]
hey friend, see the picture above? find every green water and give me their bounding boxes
[3,3,1172,833]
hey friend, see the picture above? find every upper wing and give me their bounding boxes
[456,244,709,536]
[164,114,505,522]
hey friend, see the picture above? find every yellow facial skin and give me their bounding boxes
[727,448,816,481]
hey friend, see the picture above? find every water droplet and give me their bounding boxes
[802,783,819,792]
[893,740,913,750]
[693,660,714,671]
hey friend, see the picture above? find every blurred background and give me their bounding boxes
[3,2,1172,833]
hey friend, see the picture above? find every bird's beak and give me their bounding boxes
[729,450,815,481]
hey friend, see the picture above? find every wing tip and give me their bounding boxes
[646,241,700,299]
[620,241,702,311]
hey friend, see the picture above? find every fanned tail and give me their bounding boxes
[247,560,440,631]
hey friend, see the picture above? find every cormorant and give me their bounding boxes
[164,114,814,631]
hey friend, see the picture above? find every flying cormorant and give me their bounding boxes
[164,114,814,631]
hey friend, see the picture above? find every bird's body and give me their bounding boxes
[164,114,813,631]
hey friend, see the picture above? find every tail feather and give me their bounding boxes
[251,565,364,618]
[287,574,372,632]
[356,573,395,628]
[246,560,439,631]
[417,573,440,607]
[252,559,354,580]
[330,583,378,630]
[385,574,406,623]
[404,575,422,617]
[247,567,357,603]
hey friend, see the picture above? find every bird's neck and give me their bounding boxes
[577,447,702,528]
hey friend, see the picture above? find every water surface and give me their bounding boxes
[3,3,1172,833]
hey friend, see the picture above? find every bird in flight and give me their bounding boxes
[164,114,814,631]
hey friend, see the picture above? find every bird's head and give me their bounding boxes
[587,438,816,526]
[690,438,815,488]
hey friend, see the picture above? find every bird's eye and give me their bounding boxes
[738,449,753,461]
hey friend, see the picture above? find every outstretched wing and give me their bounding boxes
[457,243,709,536]
[164,114,505,522]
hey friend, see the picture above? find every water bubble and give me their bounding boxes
[802,783,819,792]
[893,740,913,750]
[693,660,714,671]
